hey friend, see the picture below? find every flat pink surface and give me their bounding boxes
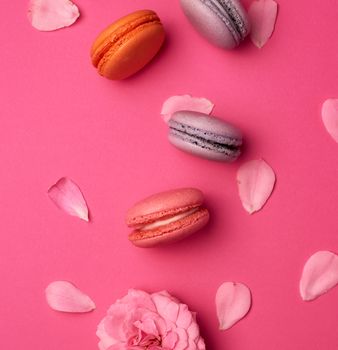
[1,0,338,349]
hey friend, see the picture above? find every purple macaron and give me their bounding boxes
[180,0,250,49]
[168,111,243,162]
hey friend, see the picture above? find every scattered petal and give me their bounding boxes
[216,282,251,330]
[300,251,338,301]
[28,0,80,31]
[48,177,89,221]
[322,99,338,143]
[161,95,214,123]
[248,0,278,48]
[237,159,276,214]
[45,281,95,312]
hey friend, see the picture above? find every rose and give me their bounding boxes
[97,289,206,350]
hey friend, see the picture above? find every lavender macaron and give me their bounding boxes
[180,0,250,49]
[168,111,242,162]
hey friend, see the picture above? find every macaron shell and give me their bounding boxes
[180,0,237,49]
[171,111,243,140]
[168,131,240,162]
[129,208,210,247]
[126,188,204,227]
[91,10,159,67]
[100,24,164,80]
[91,10,165,80]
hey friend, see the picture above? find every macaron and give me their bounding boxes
[180,0,250,49]
[126,188,210,247]
[168,111,242,162]
[91,10,165,80]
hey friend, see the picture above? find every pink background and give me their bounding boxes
[1,0,338,349]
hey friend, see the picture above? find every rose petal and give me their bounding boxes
[106,345,127,350]
[134,319,159,337]
[300,251,338,301]
[45,281,95,313]
[174,328,189,350]
[160,95,214,123]
[151,292,173,320]
[48,177,89,221]
[186,339,199,350]
[176,304,193,328]
[322,99,338,143]
[117,289,156,312]
[28,0,80,31]
[154,317,167,336]
[196,337,206,350]
[97,320,116,350]
[162,331,178,348]
[248,0,278,48]
[186,321,199,340]
[157,290,180,303]
[216,282,251,331]
[237,159,276,214]
[103,306,129,342]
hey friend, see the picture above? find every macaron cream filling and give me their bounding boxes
[140,208,199,231]
[129,207,209,242]
[168,119,242,158]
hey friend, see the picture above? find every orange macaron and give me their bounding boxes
[90,10,165,80]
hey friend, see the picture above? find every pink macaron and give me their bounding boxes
[126,188,210,247]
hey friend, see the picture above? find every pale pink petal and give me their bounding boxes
[174,328,189,350]
[322,99,338,143]
[176,304,193,328]
[248,0,278,48]
[156,290,180,303]
[97,319,117,350]
[216,282,251,330]
[196,337,206,350]
[117,289,156,313]
[163,301,180,323]
[151,293,172,318]
[28,0,80,31]
[162,331,178,348]
[48,177,89,221]
[237,159,276,214]
[103,306,129,342]
[134,319,158,336]
[160,95,214,123]
[300,251,338,301]
[186,321,199,340]
[154,317,168,336]
[45,281,95,313]
[106,345,127,350]
[186,339,198,350]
